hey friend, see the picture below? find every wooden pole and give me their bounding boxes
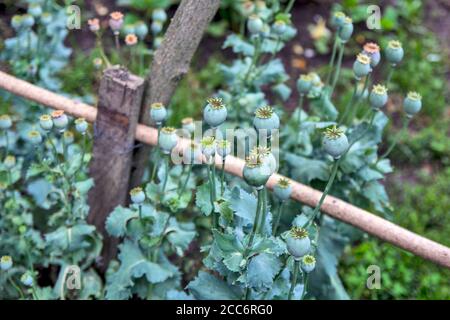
[130,0,222,188]
[87,67,145,267]
[0,70,449,268]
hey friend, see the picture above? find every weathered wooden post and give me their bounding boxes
[87,66,145,268]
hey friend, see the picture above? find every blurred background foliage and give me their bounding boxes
[0,0,448,299]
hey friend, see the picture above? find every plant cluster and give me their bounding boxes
[0,0,428,300]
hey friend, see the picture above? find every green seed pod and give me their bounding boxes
[130,187,146,204]
[27,130,42,145]
[51,110,69,130]
[385,40,404,65]
[152,9,167,23]
[243,155,272,189]
[273,177,292,201]
[135,21,149,40]
[296,74,313,95]
[11,15,23,31]
[41,12,52,25]
[250,146,277,175]
[247,14,264,34]
[122,24,136,36]
[272,20,287,35]
[338,17,353,42]
[0,114,12,130]
[21,14,35,29]
[4,155,16,170]
[203,97,227,128]
[403,92,422,117]
[322,126,349,159]
[330,11,346,29]
[63,130,75,145]
[301,255,316,273]
[39,114,53,131]
[181,117,195,134]
[286,227,311,259]
[151,21,163,35]
[353,53,372,79]
[150,102,168,125]
[28,4,42,17]
[0,256,13,271]
[75,118,88,134]
[216,139,231,158]
[363,42,381,68]
[158,127,178,154]
[369,84,388,109]
[201,136,216,159]
[20,272,34,287]
[253,106,280,137]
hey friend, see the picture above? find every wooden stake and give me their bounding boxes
[87,66,145,268]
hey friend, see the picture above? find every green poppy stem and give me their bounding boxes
[220,157,226,196]
[330,40,344,97]
[288,260,300,300]
[378,117,411,161]
[297,94,304,128]
[179,163,193,196]
[325,35,339,87]
[273,201,285,235]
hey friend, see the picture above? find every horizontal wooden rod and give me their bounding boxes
[1,70,449,268]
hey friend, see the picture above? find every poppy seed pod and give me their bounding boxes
[403,92,422,117]
[21,273,34,287]
[0,256,12,271]
[286,227,311,259]
[0,115,12,130]
[130,187,145,204]
[385,40,404,65]
[28,4,42,17]
[21,14,35,29]
[51,110,69,130]
[150,102,167,124]
[154,37,163,48]
[272,20,287,35]
[330,11,346,29]
[273,178,292,201]
[369,84,388,109]
[363,42,381,68]
[297,74,314,95]
[152,9,167,23]
[41,12,52,25]
[353,53,372,79]
[253,106,280,137]
[181,117,195,134]
[201,136,216,159]
[75,118,88,134]
[39,114,53,131]
[63,131,75,145]
[301,255,316,273]
[4,155,16,170]
[158,127,178,154]
[109,11,124,32]
[240,1,255,17]
[135,21,148,40]
[338,17,353,42]
[27,130,42,145]
[243,155,272,189]
[151,21,163,35]
[323,126,349,159]
[216,139,231,158]
[203,98,227,128]
[11,15,23,31]
[247,14,264,34]
[250,146,277,175]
